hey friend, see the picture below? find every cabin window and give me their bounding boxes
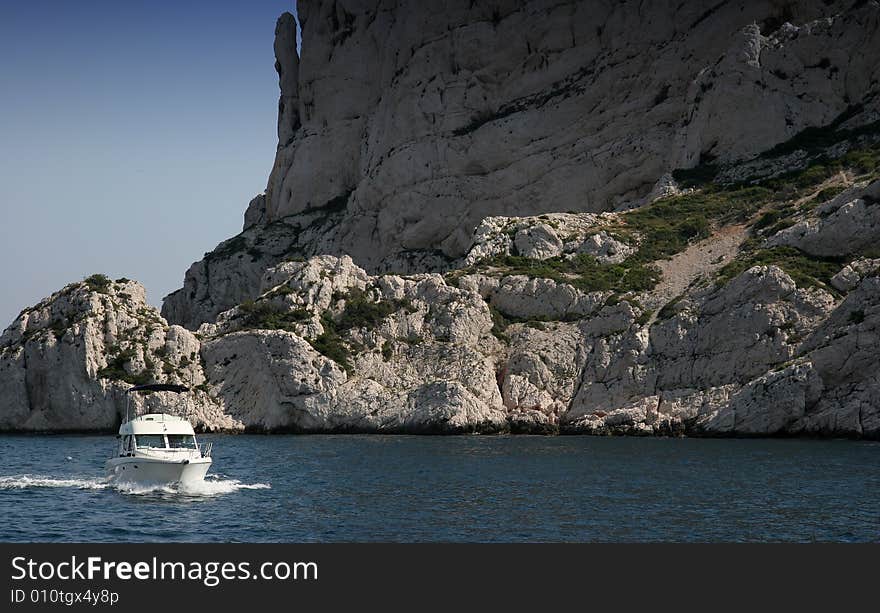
[167,435,197,449]
[134,434,166,449]
[122,435,133,455]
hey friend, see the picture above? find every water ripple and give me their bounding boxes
[0,435,877,542]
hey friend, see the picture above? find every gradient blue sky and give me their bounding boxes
[0,0,298,326]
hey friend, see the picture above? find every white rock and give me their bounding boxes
[0,278,226,432]
[513,223,563,259]
[769,180,880,257]
[831,258,880,292]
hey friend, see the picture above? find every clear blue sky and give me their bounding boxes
[0,0,298,326]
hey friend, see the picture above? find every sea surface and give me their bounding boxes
[0,434,877,542]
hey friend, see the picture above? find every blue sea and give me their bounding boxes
[0,435,877,542]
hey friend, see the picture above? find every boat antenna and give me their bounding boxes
[186,371,194,420]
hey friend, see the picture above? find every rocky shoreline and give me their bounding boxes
[3,174,879,438]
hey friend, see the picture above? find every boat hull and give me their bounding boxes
[105,456,211,485]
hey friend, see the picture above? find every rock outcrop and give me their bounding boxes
[194,255,508,432]
[0,276,234,432]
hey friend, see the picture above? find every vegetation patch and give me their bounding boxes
[237,300,312,332]
[751,201,804,237]
[489,305,511,342]
[309,314,352,374]
[672,101,880,194]
[813,185,847,204]
[754,205,795,230]
[84,274,112,294]
[335,288,400,330]
[97,346,151,385]
[486,304,590,342]
[49,318,68,340]
[634,307,654,327]
[306,288,409,374]
[758,146,880,193]
[475,186,771,294]
[657,295,686,320]
[621,186,770,256]
[716,246,844,295]
[265,284,295,299]
[481,253,660,293]
[443,268,479,288]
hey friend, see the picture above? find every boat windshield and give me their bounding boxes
[167,434,197,449]
[134,435,166,449]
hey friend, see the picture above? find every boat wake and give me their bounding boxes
[112,475,271,497]
[179,476,272,496]
[0,474,270,497]
[0,475,109,490]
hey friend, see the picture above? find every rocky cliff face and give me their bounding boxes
[13,172,879,435]
[180,174,878,436]
[4,2,880,436]
[163,0,880,328]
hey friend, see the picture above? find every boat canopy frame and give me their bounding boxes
[123,383,190,424]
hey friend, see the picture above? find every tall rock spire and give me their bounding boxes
[274,11,300,147]
[263,11,300,224]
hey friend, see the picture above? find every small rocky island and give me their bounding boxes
[2,1,879,436]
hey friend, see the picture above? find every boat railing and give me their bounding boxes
[134,446,201,460]
[199,442,213,459]
[134,447,177,460]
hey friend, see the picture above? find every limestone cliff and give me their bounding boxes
[163,0,880,328]
[0,277,235,432]
[181,174,879,437]
[3,1,880,437]
[11,170,879,435]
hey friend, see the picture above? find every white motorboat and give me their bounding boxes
[106,384,212,485]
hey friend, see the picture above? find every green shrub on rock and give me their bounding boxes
[84,274,112,294]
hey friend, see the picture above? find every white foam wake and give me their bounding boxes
[110,475,270,497]
[179,477,271,496]
[0,474,270,497]
[0,475,110,490]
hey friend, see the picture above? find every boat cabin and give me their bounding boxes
[117,413,202,458]
[115,384,210,460]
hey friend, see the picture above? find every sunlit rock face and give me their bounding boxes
[5,176,880,435]
[264,0,878,263]
[0,278,234,432]
[164,0,880,328]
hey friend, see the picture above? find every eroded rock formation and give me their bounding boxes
[0,277,234,431]
[4,2,880,436]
